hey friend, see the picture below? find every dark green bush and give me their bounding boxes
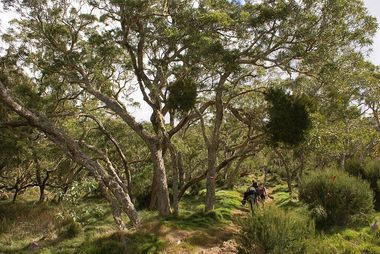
[299,169,374,228]
[265,88,312,146]
[345,157,365,177]
[65,220,83,238]
[364,159,380,209]
[236,206,315,254]
[167,78,197,112]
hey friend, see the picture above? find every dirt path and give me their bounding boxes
[142,187,275,253]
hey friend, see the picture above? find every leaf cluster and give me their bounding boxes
[167,78,198,112]
[265,88,312,147]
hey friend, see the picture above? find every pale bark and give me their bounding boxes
[98,183,126,230]
[148,143,171,216]
[169,144,180,216]
[0,81,140,227]
[205,146,217,211]
[82,114,133,198]
[205,84,226,212]
[75,77,171,216]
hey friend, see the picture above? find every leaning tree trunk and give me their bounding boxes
[73,68,172,217]
[99,183,126,230]
[12,188,20,202]
[39,185,46,202]
[0,81,140,227]
[226,155,245,190]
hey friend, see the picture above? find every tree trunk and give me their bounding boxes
[275,149,292,194]
[340,153,346,169]
[99,183,126,230]
[263,166,268,186]
[33,151,47,203]
[296,154,305,186]
[205,146,217,212]
[286,170,293,194]
[12,189,19,202]
[39,185,46,202]
[82,114,134,199]
[204,76,227,212]
[177,152,185,189]
[227,156,245,190]
[148,143,171,216]
[169,145,179,216]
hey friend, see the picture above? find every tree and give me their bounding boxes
[0,75,140,226]
[0,0,376,214]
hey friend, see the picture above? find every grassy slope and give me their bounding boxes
[1,179,379,254]
[0,188,246,254]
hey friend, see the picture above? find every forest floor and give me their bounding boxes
[0,178,379,254]
[0,186,251,254]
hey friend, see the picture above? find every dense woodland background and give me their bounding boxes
[0,0,379,253]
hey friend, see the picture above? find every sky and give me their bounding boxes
[1,1,379,62]
[364,0,380,65]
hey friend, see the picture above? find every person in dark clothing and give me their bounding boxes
[241,180,259,205]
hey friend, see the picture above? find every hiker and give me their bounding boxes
[241,180,259,206]
[259,183,275,201]
[258,182,267,201]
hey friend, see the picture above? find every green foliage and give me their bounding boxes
[299,169,374,228]
[265,88,312,146]
[364,159,380,186]
[364,159,380,209]
[167,78,198,112]
[63,179,99,204]
[236,206,315,254]
[345,158,380,209]
[345,157,365,177]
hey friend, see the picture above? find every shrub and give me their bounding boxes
[65,220,83,238]
[364,159,380,209]
[345,158,365,177]
[236,206,315,254]
[299,169,374,228]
